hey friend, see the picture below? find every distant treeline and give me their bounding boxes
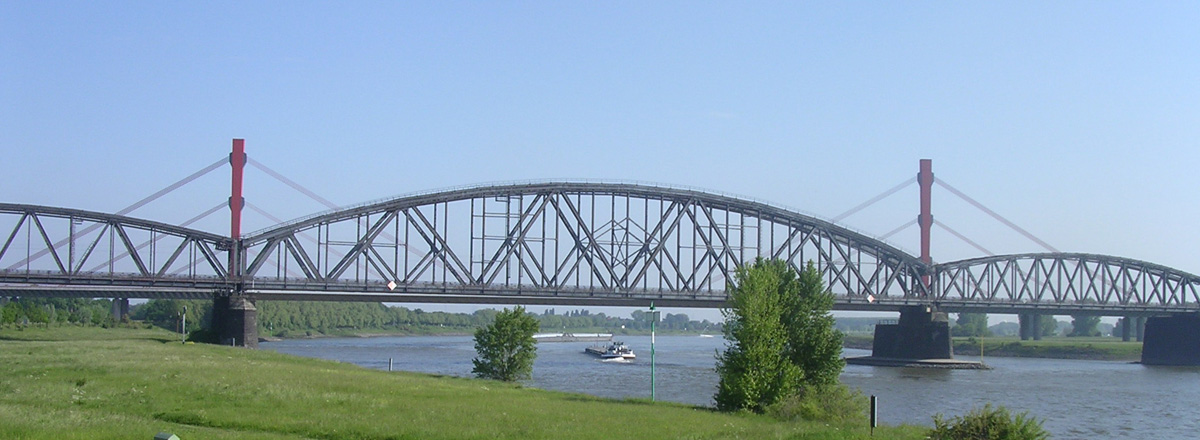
[32,299,724,338]
[254,302,721,337]
[1,298,118,326]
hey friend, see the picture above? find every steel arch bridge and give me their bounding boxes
[2,182,1199,314]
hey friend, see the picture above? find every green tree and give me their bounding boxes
[953,313,991,337]
[782,261,844,387]
[1038,315,1058,337]
[1068,314,1101,337]
[715,258,800,412]
[471,306,538,382]
[1,301,23,324]
[716,258,843,412]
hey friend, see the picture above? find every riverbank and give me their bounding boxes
[268,326,718,341]
[841,333,1142,361]
[0,326,925,439]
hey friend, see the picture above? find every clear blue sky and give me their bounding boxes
[3,3,1198,320]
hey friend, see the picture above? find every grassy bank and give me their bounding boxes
[841,332,1141,361]
[952,336,1141,361]
[0,326,925,439]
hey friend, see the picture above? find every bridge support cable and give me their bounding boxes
[879,219,917,241]
[832,177,916,223]
[935,179,1059,253]
[246,158,339,209]
[933,220,994,257]
[244,157,439,277]
[91,202,226,274]
[5,157,228,271]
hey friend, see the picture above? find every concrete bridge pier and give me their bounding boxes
[1018,313,1032,340]
[1141,314,1200,365]
[1119,317,1148,342]
[110,298,129,322]
[212,295,258,348]
[1018,313,1044,341]
[870,305,953,360]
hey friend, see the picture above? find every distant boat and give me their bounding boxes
[585,341,636,359]
[698,334,715,338]
[533,332,613,343]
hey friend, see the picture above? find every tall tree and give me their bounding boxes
[472,306,539,382]
[1068,315,1101,337]
[1038,315,1058,337]
[715,258,801,412]
[715,259,843,412]
[782,261,844,387]
[952,313,991,337]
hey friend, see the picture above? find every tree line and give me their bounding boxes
[0,298,118,326]
[0,296,721,337]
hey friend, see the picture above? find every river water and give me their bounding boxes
[262,335,1200,439]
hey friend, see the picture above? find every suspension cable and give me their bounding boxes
[936,179,1058,252]
[832,177,916,223]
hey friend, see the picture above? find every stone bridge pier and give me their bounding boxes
[1141,314,1200,366]
[871,305,953,360]
[110,298,129,322]
[212,295,258,348]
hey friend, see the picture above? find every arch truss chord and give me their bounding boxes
[0,203,231,287]
[932,253,1200,313]
[239,182,931,304]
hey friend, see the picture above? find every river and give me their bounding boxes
[262,335,1200,439]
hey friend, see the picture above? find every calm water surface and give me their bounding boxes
[263,335,1200,439]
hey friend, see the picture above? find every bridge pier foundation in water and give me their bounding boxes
[1141,314,1200,365]
[846,305,987,369]
[213,295,258,348]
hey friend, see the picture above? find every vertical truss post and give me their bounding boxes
[918,159,934,287]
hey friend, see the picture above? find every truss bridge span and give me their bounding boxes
[236,181,928,309]
[3,183,1199,315]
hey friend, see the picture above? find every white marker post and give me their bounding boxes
[180,306,187,343]
[650,302,658,401]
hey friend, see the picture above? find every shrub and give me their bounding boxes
[767,383,867,425]
[186,328,219,344]
[928,404,1049,440]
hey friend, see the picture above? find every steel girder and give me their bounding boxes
[0,203,231,288]
[931,253,1200,314]
[239,182,931,304]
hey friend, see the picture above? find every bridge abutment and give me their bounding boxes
[870,305,953,360]
[1141,314,1200,366]
[213,295,258,348]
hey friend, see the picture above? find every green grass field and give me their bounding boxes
[953,336,1142,361]
[0,326,925,440]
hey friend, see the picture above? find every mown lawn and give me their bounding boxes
[0,326,926,440]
